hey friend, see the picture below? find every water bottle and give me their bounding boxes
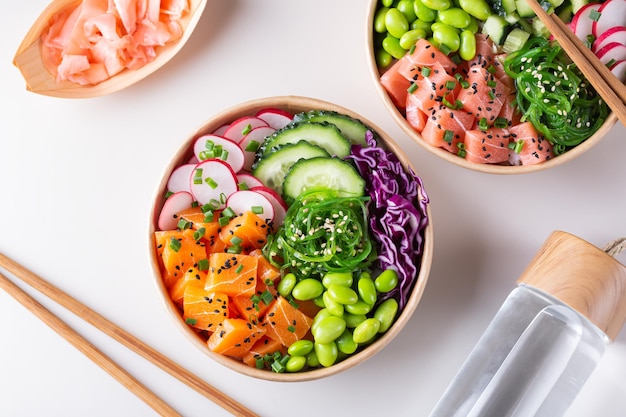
[428,230,626,417]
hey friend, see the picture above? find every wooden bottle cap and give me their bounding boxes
[517,230,626,341]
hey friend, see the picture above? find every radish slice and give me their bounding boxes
[188,154,199,164]
[238,126,275,171]
[237,173,264,189]
[212,124,230,135]
[223,116,269,142]
[592,0,626,38]
[157,191,194,231]
[610,59,626,82]
[250,186,287,226]
[193,134,245,173]
[226,190,275,223]
[255,108,293,130]
[167,163,196,194]
[571,2,602,40]
[190,159,238,207]
[596,42,626,65]
[593,26,626,53]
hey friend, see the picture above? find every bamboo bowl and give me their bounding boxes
[14,0,206,98]
[148,96,433,381]
[366,0,617,174]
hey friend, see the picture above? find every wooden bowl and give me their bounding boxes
[366,0,617,174]
[13,0,206,98]
[148,96,433,381]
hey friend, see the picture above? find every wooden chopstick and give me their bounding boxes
[0,271,182,417]
[0,253,259,417]
[526,0,626,126]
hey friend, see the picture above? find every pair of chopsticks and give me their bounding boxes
[526,0,626,126]
[0,253,259,417]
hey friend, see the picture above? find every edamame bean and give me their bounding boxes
[382,0,394,7]
[465,16,479,33]
[399,28,427,49]
[385,8,409,38]
[286,356,307,373]
[352,318,381,344]
[374,7,390,34]
[374,298,399,333]
[382,35,407,60]
[344,300,372,315]
[433,24,460,52]
[459,29,477,61]
[312,308,333,334]
[313,294,325,308]
[411,18,433,37]
[336,329,358,355]
[458,0,491,20]
[322,271,353,288]
[438,7,471,28]
[323,291,345,316]
[291,278,324,300]
[315,342,339,367]
[413,0,437,22]
[343,312,367,328]
[312,315,346,344]
[327,284,358,305]
[357,276,377,305]
[306,351,320,367]
[396,0,417,22]
[376,48,393,69]
[375,269,399,293]
[277,273,296,297]
[288,340,314,357]
[422,0,451,11]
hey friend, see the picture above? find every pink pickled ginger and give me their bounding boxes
[41,0,190,86]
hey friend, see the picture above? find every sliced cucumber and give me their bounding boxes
[481,15,510,45]
[252,141,329,194]
[292,110,370,145]
[259,121,351,158]
[502,0,517,15]
[282,157,365,203]
[502,28,531,53]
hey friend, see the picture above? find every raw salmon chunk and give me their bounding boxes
[464,128,511,164]
[509,122,554,165]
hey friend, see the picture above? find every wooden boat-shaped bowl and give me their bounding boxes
[14,0,207,98]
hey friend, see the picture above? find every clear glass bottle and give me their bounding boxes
[428,231,626,417]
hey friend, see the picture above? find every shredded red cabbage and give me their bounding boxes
[347,131,429,310]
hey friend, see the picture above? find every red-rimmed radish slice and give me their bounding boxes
[238,126,275,171]
[212,124,230,135]
[596,42,626,65]
[188,154,199,164]
[226,190,275,223]
[593,26,626,53]
[167,163,196,194]
[609,59,626,82]
[250,186,287,226]
[571,2,602,40]
[237,173,264,189]
[255,108,293,130]
[592,0,626,38]
[157,191,194,231]
[223,116,268,142]
[190,159,238,208]
[193,134,245,173]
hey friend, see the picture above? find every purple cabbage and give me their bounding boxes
[347,131,429,310]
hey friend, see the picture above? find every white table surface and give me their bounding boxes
[2,1,626,416]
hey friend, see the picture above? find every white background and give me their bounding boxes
[2,1,626,416]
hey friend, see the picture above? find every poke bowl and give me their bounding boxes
[367,0,618,174]
[148,96,433,381]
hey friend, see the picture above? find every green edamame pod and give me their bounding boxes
[399,29,427,49]
[382,35,407,60]
[311,308,333,334]
[312,315,346,344]
[375,269,399,293]
[327,284,359,305]
[337,329,358,355]
[458,0,491,20]
[374,298,399,333]
[385,8,409,38]
[376,49,393,69]
[374,7,390,34]
[315,342,339,367]
[422,0,451,11]
[277,273,296,297]
[322,271,353,288]
[396,0,417,21]
[286,356,307,373]
[343,312,367,328]
[288,340,314,357]
[357,276,377,305]
[382,0,394,7]
[465,16,479,33]
[291,278,324,301]
[413,0,437,22]
[459,29,477,61]
[411,19,434,37]
[353,318,381,344]
[438,7,471,28]
[344,300,372,315]
[323,291,345,316]
[306,350,320,367]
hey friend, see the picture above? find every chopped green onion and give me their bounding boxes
[488,89,496,100]
[478,117,489,130]
[222,207,236,218]
[197,258,209,271]
[218,216,230,227]
[261,290,274,305]
[589,9,601,21]
[445,80,457,90]
[494,117,508,128]
[185,318,197,325]
[606,58,617,68]
[439,43,451,55]
[487,65,496,74]
[443,130,454,143]
[407,82,418,94]
[168,237,181,252]
[204,211,215,222]
[177,218,191,230]
[219,149,229,160]
[421,67,431,77]
[241,123,253,136]
[238,182,249,190]
[198,150,214,160]
[235,263,244,274]
[287,325,296,333]
[456,142,466,158]
[409,44,416,55]
[487,80,497,88]
[255,358,265,369]
[451,54,461,64]
[514,139,524,154]
[191,201,199,208]
[585,34,596,49]
[251,205,264,214]
[245,140,260,152]
[193,168,203,185]
[220,193,227,204]
[205,140,215,150]
[230,236,243,246]
[193,227,205,241]
[165,190,174,199]
[227,245,242,254]
[205,177,218,189]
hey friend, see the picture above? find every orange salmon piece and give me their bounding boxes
[464,128,511,164]
[204,253,258,297]
[509,122,555,165]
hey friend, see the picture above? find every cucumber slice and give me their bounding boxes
[282,157,365,202]
[292,110,370,145]
[251,141,330,194]
[481,15,510,45]
[502,28,531,53]
[259,121,351,158]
